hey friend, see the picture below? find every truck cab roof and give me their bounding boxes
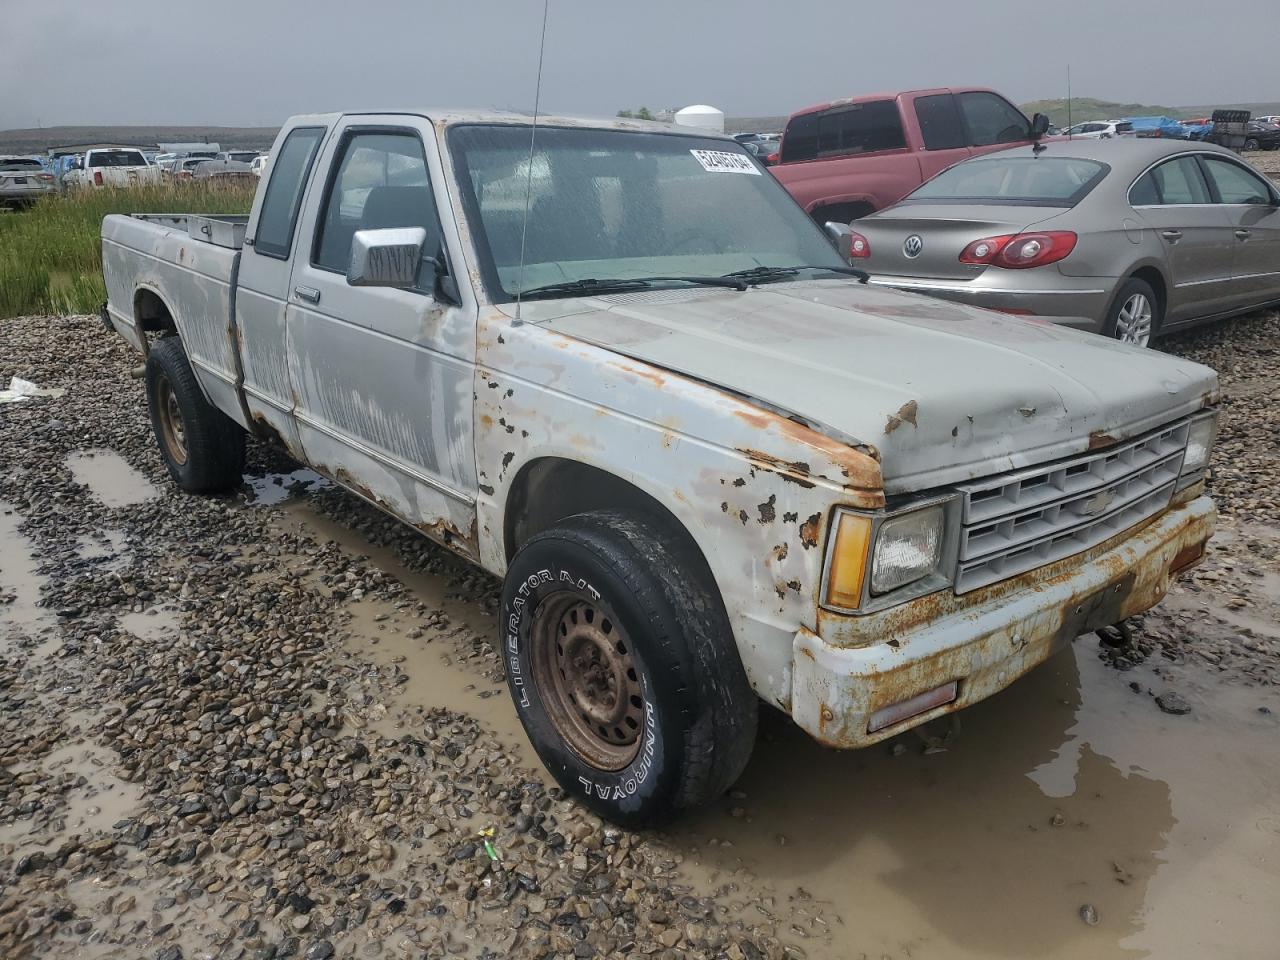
[283,109,733,139]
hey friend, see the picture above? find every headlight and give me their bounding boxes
[871,505,947,595]
[822,500,954,611]
[1181,411,1218,479]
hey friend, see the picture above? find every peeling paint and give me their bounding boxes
[799,512,822,549]
[884,399,918,435]
[757,494,777,525]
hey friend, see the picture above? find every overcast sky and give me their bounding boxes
[3,0,1276,129]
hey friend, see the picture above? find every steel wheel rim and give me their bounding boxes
[1115,293,1153,347]
[156,375,188,465]
[530,593,644,771]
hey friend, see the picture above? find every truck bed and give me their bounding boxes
[101,212,249,429]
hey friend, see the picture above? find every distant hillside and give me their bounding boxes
[0,125,279,155]
[1023,98,1280,127]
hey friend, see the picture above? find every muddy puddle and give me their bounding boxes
[0,502,60,655]
[64,449,158,508]
[243,467,331,506]
[0,740,143,850]
[269,498,536,767]
[671,643,1280,960]
[75,529,128,566]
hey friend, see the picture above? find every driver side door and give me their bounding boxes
[285,116,480,557]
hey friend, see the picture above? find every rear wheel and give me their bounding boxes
[145,336,246,492]
[502,510,757,827]
[1103,278,1160,348]
[1243,138,1260,152]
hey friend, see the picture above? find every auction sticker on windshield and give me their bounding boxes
[690,149,762,175]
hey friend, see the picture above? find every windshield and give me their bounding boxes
[907,155,1109,206]
[448,124,849,300]
[89,151,147,167]
[1,158,42,170]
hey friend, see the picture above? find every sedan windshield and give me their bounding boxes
[1,158,42,170]
[448,125,850,300]
[908,155,1109,206]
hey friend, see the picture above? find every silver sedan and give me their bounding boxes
[848,139,1280,346]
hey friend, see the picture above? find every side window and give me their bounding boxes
[957,92,1030,147]
[1129,172,1160,206]
[816,101,906,157]
[1201,156,1274,205]
[914,94,966,151]
[1141,157,1212,205]
[254,127,325,259]
[313,131,444,291]
[780,101,905,162]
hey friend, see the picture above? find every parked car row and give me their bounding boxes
[756,86,1280,346]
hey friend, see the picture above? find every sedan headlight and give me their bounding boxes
[871,505,947,595]
[1181,411,1218,480]
[823,500,954,612]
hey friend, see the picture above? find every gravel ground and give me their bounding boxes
[2,308,1279,959]
[1,317,821,960]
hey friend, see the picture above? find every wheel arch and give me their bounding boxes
[502,457,720,594]
[1128,265,1168,319]
[133,284,178,342]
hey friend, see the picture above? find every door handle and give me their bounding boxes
[1160,229,1183,242]
[1234,229,1252,240]
[293,285,320,304]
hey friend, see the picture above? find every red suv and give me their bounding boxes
[771,87,1042,224]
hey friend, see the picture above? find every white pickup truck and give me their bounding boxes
[102,110,1219,825]
[67,148,162,189]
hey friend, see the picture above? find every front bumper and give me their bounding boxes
[791,495,1215,748]
[867,274,1114,331]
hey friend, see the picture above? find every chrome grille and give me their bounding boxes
[954,420,1189,593]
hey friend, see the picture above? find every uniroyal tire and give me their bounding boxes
[145,336,246,493]
[502,510,757,827]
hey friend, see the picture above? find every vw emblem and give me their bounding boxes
[903,235,924,258]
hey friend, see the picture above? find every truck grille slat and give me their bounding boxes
[954,420,1189,593]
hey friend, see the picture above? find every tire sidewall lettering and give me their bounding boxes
[503,559,668,810]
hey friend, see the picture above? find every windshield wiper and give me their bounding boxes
[515,275,748,301]
[721,264,870,285]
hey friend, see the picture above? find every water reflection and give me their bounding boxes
[672,645,1174,959]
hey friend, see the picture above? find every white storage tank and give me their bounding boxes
[673,105,725,134]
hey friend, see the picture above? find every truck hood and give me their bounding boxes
[524,280,1217,493]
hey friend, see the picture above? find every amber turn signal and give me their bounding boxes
[825,511,872,610]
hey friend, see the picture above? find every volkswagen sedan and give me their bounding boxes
[849,139,1280,346]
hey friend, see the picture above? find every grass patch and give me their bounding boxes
[0,181,256,318]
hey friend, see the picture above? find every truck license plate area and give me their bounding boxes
[1054,570,1136,644]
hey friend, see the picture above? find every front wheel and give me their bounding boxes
[1102,278,1160,348]
[502,510,757,827]
[1243,138,1260,152]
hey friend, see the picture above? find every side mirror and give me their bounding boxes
[1030,112,1051,140]
[348,227,428,288]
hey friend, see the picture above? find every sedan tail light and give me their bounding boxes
[959,231,1077,269]
[848,230,871,258]
[37,173,55,183]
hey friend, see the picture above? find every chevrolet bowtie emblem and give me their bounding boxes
[1081,489,1116,516]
